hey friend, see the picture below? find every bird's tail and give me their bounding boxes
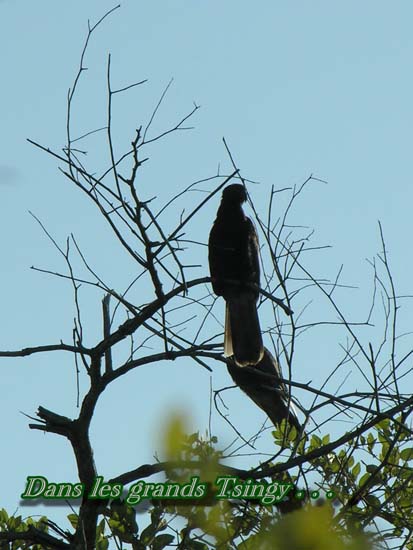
[224,305,233,357]
[268,392,302,433]
[224,293,264,366]
[226,349,305,437]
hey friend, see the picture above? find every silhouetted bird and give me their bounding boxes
[227,347,301,431]
[208,184,264,366]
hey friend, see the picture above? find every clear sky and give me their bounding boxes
[1,0,412,531]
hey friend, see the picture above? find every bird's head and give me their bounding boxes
[222,184,247,204]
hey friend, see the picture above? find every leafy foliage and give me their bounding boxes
[0,508,50,550]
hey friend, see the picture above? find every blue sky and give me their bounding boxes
[1,0,412,531]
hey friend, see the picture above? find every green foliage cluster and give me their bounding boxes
[0,508,49,550]
[7,416,413,548]
[59,427,376,550]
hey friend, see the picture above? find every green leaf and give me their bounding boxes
[8,516,22,530]
[311,435,322,447]
[152,533,175,550]
[376,418,391,432]
[352,463,361,478]
[329,457,340,473]
[38,516,49,532]
[399,496,413,509]
[0,509,8,524]
[96,518,105,539]
[365,495,381,509]
[150,506,163,526]
[140,523,157,544]
[358,473,370,487]
[401,448,413,461]
[96,537,109,550]
[377,432,387,444]
[379,442,390,460]
[67,513,78,529]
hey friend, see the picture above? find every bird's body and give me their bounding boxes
[208,184,264,366]
[227,347,302,432]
